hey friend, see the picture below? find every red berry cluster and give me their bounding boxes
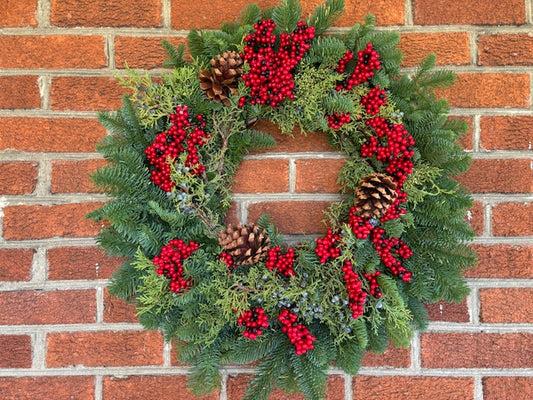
[266,247,296,277]
[348,207,374,239]
[153,239,199,293]
[326,112,351,129]
[363,271,382,298]
[238,307,269,339]
[360,86,387,115]
[278,309,315,355]
[342,260,367,319]
[219,252,235,274]
[242,19,315,107]
[361,117,415,187]
[336,43,381,91]
[315,229,341,263]
[145,106,210,192]
[372,228,413,282]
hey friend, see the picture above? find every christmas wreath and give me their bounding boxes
[89,1,476,399]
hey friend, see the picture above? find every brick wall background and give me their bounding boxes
[0,0,532,399]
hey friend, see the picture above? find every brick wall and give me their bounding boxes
[0,0,532,399]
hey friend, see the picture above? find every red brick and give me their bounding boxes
[0,35,106,69]
[466,244,533,279]
[454,116,474,151]
[0,376,94,400]
[47,330,164,367]
[479,34,533,66]
[426,300,470,322]
[0,289,95,325]
[413,0,525,25]
[224,202,239,226]
[248,201,331,234]
[361,345,411,367]
[115,37,187,69]
[0,335,32,368]
[0,117,106,152]
[103,288,138,323]
[353,376,474,400]
[483,377,533,400]
[50,76,125,111]
[3,203,103,240]
[457,159,532,194]
[295,159,345,193]
[251,121,336,154]
[468,201,483,236]
[0,0,38,27]
[51,159,107,193]
[103,375,218,400]
[0,248,34,281]
[492,202,533,236]
[227,373,345,400]
[480,116,533,151]
[51,0,162,27]
[480,288,533,323]
[0,161,38,195]
[399,32,470,67]
[309,0,404,27]
[232,159,289,193]
[0,76,40,109]
[436,73,530,108]
[47,246,123,280]
[421,332,533,368]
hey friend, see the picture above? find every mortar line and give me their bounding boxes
[96,286,104,323]
[470,31,478,67]
[472,115,481,152]
[106,34,116,70]
[31,247,47,283]
[474,375,484,400]
[163,341,172,367]
[35,158,52,196]
[470,287,481,324]
[37,75,51,110]
[31,331,46,369]
[483,203,492,238]
[94,375,103,400]
[344,372,353,400]
[162,0,172,30]
[289,158,296,193]
[410,331,421,371]
[404,0,414,26]
[36,0,51,28]
[526,0,533,24]
[220,371,228,400]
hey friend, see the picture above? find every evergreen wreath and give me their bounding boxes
[89,1,476,399]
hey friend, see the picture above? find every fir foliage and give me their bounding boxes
[89,1,476,399]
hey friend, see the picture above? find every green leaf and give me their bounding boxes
[307,0,345,36]
[272,0,303,32]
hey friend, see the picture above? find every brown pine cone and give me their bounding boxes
[218,223,271,266]
[354,173,398,219]
[199,51,243,105]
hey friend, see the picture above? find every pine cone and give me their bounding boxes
[218,223,271,265]
[354,173,398,219]
[199,51,243,106]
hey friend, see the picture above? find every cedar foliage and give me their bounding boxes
[89,1,476,399]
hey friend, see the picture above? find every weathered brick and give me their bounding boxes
[0,248,34,281]
[251,121,336,154]
[47,330,164,367]
[47,246,123,280]
[248,201,332,234]
[413,0,525,25]
[0,335,32,368]
[51,0,162,27]
[103,375,218,400]
[480,288,533,323]
[0,161,38,195]
[0,290,95,325]
[227,373,345,400]
[0,117,106,152]
[0,76,40,109]
[3,203,103,240]
[421,332,533,368]
[0,35,106,69]
[483,377,533,400]
[295,158,345,193]
[426,300,470,322]
[457,159,532,194]
[51,159,107,193]
[115,37,187,69]
[0,0,38,27]
[436,73,530,108]
[0,376,94,400]
[50,76,124,111]
[466,244,533,279]
[492,202,533,236]
[353,376,474,400]
[399,32,470,67]
[103,288,138,323]
[479,34,533,66]
[361,345,411,367]
[480,116,533,150]
[232,159,289,193]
